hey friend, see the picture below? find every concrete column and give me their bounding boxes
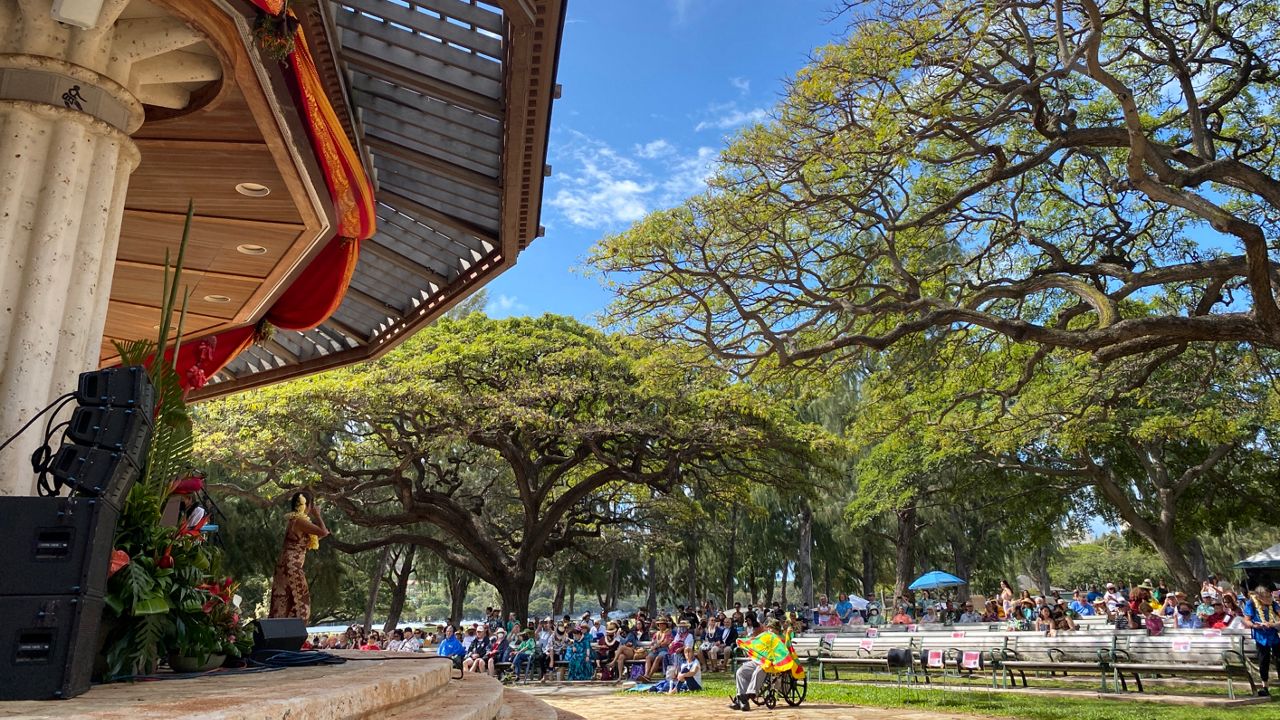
[0,0,144,496]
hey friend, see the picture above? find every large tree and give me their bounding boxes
[195,314,824,620]
[593,0,1280,372]
[851,337,1278,591]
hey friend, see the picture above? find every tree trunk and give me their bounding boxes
[383,545,416,632]
[363,545,392,634]
[1186,537,1209,584]
[724,506,738,608]
[552,575,566,617]
[1149,529,1199,592]
[446,567,470,627]
[645,552,657,615]
[497,571,535,625]
[797,502,814,607]
[568,585,576,615]
[861,541,877,598]
[823,559,832,600]
[764,568,775,606]
[1026,544,1051,596]
[780,562,790,609]
[686,540,698,607]
[893,505,917,602]
[951,529,974,603]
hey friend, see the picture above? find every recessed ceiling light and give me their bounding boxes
[236,243,268,255]
[235,182,270,197]
[203,294,232,303]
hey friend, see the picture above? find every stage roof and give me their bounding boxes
[190,0,564,398]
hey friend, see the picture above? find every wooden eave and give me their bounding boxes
[190,0,565,399]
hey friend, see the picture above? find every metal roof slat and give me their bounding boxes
[362,113,499,173]
[430,0,505,35]
[336,5,503,82]
[354,88,502,154]
[336,11,502,100]
[350,72,502,135]
[377,199,489,259]
[380,176,499,234]
[379,188,497,248]
[376,154,499,211]
[374,210,473,271]
[362,238,448,287]
[339,0,504,58]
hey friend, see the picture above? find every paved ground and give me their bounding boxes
[529,686,983,720]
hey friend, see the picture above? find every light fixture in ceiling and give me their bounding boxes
[234,182,270,197]
[236,244,269,255]
[203,294,232,304]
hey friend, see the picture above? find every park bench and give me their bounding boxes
[994,633,1117,691]
[1110,630,1257,699]
[914,631,1010,686]
[804,633,922,681]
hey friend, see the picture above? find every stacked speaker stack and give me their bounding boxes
[0,367,153,700]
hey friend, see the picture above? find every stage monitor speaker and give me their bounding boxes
[0,593,104,700]
[76,366,154,417]
[253,618,306,652]
[47,445,141,509]
[0,496,117,597]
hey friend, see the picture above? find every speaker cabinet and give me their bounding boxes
[76,366,154,417]
[0,594,104,700]
[253,618,307,652]
[66,405,152,467]
[47,445,141,510]
[0,496,117,598]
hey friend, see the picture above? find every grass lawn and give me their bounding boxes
[695,675,1280,720]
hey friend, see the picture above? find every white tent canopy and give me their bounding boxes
[1235,542,1280,569]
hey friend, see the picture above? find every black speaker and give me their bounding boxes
[0,594,104,699]
[886,647,913,668]
[65,405,152,467]
[47,445,141,509]
[253,618,307,652]
[0,496,118,597]
[76,366,155,417]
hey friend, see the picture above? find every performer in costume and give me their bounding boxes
[1244,585,1280,696]
[728,613,804,711]
[269,491,329,621]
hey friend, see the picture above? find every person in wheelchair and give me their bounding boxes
[728,614,805,711]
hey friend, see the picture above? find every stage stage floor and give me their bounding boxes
[0,651,452,720]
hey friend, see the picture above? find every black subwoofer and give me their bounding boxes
[253,617,307,652]
[0,593,105,700]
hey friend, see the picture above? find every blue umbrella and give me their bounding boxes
[908,570,966,591]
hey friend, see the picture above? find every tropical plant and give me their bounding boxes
[98,204,252,678]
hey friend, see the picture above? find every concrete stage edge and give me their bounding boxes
[0,651,555,720]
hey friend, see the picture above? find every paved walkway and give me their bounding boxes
[532,687,984,720]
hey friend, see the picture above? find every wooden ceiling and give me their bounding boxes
[100,0,330,362]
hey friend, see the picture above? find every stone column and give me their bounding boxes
[0,0,145,496]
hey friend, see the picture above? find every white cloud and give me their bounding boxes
[730,76,751,94]
[661,146,717,201]
[486,293,528,315]
[635,139,674,159]
[694,106,768,132]
[546,130,720,229]
[671,0,695,25]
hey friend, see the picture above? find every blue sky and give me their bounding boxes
[483,0,844,320]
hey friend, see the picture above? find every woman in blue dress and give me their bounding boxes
[565,626,594,680]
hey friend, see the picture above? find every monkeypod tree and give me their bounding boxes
[594,0,1280,372]
[196,314,827,621]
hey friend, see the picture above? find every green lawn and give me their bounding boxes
[695,676,1280,720]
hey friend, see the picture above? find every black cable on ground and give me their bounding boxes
[103,665,284,682]
[248,649,348,667]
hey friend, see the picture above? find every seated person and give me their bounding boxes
[511,630,537,679]
[958,602,983,623]
[890,606,912,625]
[641,618,672,681]
[649,644,702,694]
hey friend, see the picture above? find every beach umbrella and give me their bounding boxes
[908,570,967,591]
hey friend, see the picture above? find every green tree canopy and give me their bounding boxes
[195,314,831,619]
[592,0,1280,373]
